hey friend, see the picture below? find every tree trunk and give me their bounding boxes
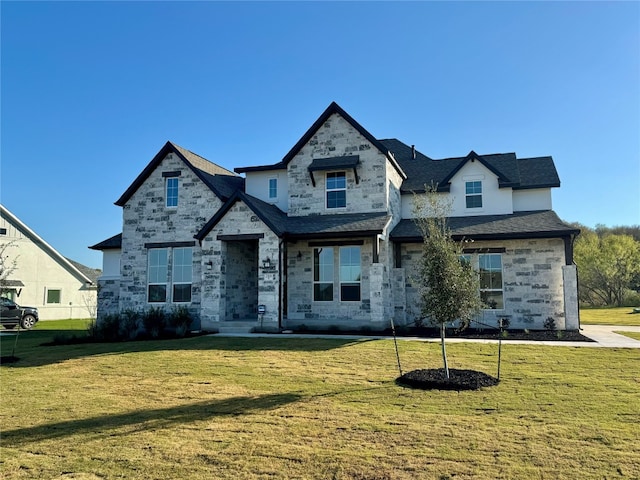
[440,323,450,380]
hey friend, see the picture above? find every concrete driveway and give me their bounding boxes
[579,324,640,348]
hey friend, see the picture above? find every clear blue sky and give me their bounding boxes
[1,1,638,269]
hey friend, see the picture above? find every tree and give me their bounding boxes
[0,241,18,297]
[574,231,640,306]
[413,187,484,379]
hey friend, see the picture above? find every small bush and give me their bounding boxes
[89,314,122,342]
[120,309,141,341]
[544,317,556,331]
[142,307,166,338]
[168,306,192,338]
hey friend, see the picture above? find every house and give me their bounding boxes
[0,204,99,320]
[90,102,580,333]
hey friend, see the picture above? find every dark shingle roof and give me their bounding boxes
[66,258,102,284]
[89,233,122,250]
[195,192,390,241]
[390,210,579,242]
[379,139,560,193]
[116,141,243,206]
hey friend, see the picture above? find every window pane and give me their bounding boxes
[481,291,503,309]
[341,284,361,302]
[173,284,192,303]
[466,195,482,208]
[314,283,333,301]
[327,190,346,209]
[47,289,61,304]
[173,248,193,283]
[466,181,482,194]
[148,285,167,303]
[269,178,277,198]
[166,178,178,207]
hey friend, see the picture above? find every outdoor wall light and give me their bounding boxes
[297,251,302,260]
[262,257,273,270]
[205,261,213,270]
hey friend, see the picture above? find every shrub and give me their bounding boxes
[142,307,166,338]
[88,314,121,342]
[168,306,192,338]
[119,309,141,341]
[544,317,556,331]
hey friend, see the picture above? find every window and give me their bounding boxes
[313,247,334,301]
[268,178,278,199]
[172,247,193,303]
[465,181,482,208]
[166,178,179,207]
[326,172,346,209]
[340,246,361,301]
[479,254,503,309]
[0,228,6,235]
[148,248,168,302]
[46,289,61,304]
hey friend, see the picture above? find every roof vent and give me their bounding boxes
[411,145,416,160]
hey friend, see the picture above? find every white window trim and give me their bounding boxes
[172,247,193,304]
[268,177,278,201]
[465,180,483,210]
[339,246,361,302]
[478,253,504,311]
[325,171,347,210]
[166,177,179,208]
[313,247,334,302]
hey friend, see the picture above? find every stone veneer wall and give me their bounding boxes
[118,153,222,319]
[287,113,394,216]
[285,237,394,330]
[200,201,280,331]
[399,237,575,330]
[96,278,120,318]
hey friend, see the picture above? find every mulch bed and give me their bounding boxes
[397,368,499,391]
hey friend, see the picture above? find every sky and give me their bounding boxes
[1,1,639,269]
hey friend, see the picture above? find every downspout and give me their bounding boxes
[279,237,286,331]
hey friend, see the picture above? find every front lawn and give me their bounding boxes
[580,307,640,326]
[1,324,639,479]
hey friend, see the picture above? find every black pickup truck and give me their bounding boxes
[1,297,39,329]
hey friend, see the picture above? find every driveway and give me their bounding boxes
[579,324,640,348]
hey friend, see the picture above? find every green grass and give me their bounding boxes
[580,306,640,326]
[1,323,639,479]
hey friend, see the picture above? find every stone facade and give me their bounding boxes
[95,103,580,333]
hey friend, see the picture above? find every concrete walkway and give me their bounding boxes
[216,324,640,348]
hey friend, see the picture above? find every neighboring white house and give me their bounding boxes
[91,102,580,332]
[0,204,100,320]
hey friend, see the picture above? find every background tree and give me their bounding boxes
[413,187,484,379]
[572,225,640,307]
[0,241,18,296]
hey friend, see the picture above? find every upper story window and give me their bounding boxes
[465,181,482,208]
[479,253,503,309]
[269,178,278,200]
[166,178,179,208]
[326,172,346,209]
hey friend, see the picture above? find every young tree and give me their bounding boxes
[413,187,484,379]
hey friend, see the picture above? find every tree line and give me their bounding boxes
[571,222,640,307]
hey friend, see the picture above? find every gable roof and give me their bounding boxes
[234,102,406,180]
[0,204,97,285]
[390,210,580,242]
[195,192,390,241]
[115,141,244,206]
[378,139,560,193]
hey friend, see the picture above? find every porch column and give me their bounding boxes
[257,236,281,332]
[369,263,392,328]
[563,265,579,330]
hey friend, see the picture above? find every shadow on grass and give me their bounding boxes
[1,393,301,446]
[0,328,374,368]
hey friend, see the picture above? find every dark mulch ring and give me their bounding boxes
[397,368,499,391]
[0,355,20,365]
